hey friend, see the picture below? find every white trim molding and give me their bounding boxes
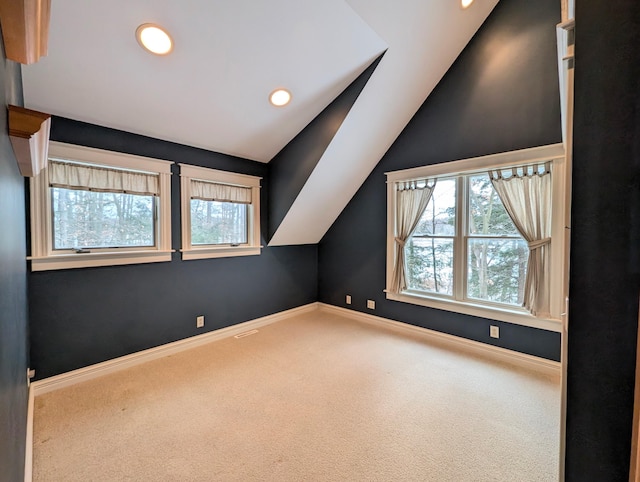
[384,143,568,330]
[24,385,34,482]
[556,15,575,482]
[179,163,262,260]
[318,303,561,377]
[31,303,319,396]
[386,291,562,332]
[385,143,565,183]
[29,142,174,271]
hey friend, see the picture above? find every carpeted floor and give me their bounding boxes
[33,310,560,481]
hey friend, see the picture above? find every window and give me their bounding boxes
[179,164,261,260]
[386,144,567,330]
[406,174,531,305]
[29,142,173,271]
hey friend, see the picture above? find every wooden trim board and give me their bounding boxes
[0,0,50,64]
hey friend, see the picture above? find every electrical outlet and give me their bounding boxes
[196,315,205,328]
[367,300,375,309]
[490,325,499,339]
[346,295,352,305]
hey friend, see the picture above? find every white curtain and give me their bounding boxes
[191,179,251,204]
[49,160,159,196]
[390,180,435,293]
[489,163,552,317]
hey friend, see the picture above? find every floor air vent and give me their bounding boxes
[234,329,259,339]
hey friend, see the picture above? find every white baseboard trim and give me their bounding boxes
[24,384,34,482]
[318,303,561,377]
[31,303,320,396]
[30,301,559,397]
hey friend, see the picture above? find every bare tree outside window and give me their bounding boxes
[190,199,248,245]
[52,188,155,249]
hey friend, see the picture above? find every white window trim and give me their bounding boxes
[29,142,173,271]
[385,143,567,332]
[179,164,262,260]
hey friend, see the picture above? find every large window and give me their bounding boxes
[179,164,261,260]
[29,142,173,271]
[405,175,529,306]
[386,144,567,330]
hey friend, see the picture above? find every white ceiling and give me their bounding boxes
[22,0,387,162]
[22,0,499,245]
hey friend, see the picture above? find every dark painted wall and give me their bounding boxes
[318,0,562,360]
[268,55,382,240]
[0,37,29,481]
[29,118,318,379]
[565,0,640,479]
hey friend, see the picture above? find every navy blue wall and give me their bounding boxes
[29,118,318,379]
[14,0,640,478]
[0,37,29,481]
[565,0,640,479]
[318,0,562,361]
[268,55,382,240]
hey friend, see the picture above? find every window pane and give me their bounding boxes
[468,174,519,235]
[52,188,155,249]
[405,237,454,296]
[413,178,456,236]
[467,238,528,305]
[191,199,247,245]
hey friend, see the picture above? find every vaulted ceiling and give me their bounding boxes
[22,0,499,245]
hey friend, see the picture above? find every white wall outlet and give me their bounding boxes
[196,315,205,328]
[490,325,500,339]
[367,299,375,309]
[346,295,352,305]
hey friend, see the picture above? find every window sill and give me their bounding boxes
[28,250,174,271]
[385,291,562,332]
[181,246,262,260]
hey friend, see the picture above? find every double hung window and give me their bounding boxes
[29,142,173,271]
[386,144,567,329]
[404,174,530,305]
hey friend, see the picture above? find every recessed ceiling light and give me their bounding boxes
[461,0,474,8]
[136,23,173,55]
[269,89,292,107]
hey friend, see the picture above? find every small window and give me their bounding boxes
[190,199,247,246]
[29,142,173,271]
[179,164,261,260]
[386,144,567,330]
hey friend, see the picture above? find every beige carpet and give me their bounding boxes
[33,310,560,481]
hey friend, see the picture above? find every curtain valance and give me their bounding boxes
[190,179,252,204]
[49,160,159,196]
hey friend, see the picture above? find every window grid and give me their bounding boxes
[29,142,173,271]
[407,174,528,309]
[50,188,158,251]
[179,163,262,261]
[385,143,566,329]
